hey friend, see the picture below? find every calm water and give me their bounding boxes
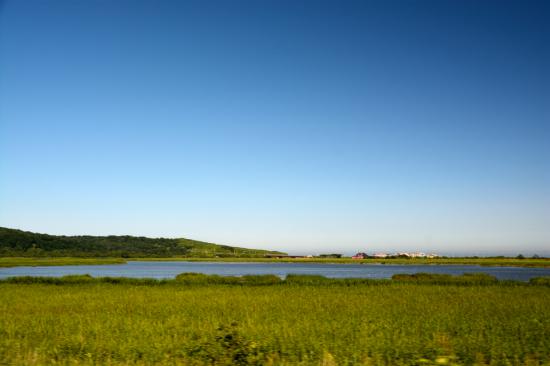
[1,261,550,281]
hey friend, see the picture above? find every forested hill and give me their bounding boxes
[0,227,285,258]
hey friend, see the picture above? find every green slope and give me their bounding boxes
[0,227,285,258]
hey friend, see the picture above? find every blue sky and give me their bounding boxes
[1,0,549,255]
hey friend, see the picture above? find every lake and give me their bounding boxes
[1,261,550,281]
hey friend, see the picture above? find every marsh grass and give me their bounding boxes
[0,274,549,365]
[2,273,548,287]
[390,272,499,285]
[530,277,550,286]
[175,273,282,285]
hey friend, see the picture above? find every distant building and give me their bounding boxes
[352,252,368,259]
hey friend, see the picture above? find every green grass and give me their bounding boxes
[1,274,549,365]
[0,257,126,268]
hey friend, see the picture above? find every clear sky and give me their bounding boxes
[1,0,549,256]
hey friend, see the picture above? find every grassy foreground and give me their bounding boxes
[1,274,549,365]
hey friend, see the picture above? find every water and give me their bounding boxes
[1,261,550,281]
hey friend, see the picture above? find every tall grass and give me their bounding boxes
[0,274,549,365]
[391,272,499,285]
[2,273,548,287]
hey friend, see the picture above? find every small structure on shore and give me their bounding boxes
[352,252,368,259]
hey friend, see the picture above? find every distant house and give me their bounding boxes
[352,252,368,259]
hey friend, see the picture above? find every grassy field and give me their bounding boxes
[1,275,549,365]
[0,257,126,268]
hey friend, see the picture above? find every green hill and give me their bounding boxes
[0,227,285,258]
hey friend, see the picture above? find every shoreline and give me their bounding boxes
[1,256,550,268]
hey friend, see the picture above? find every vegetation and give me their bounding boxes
[529,276,550,286]
[134,256,550,267]
[0,274,549,365]
[3,273,548,287]
[318,254,343,258]
[1,256,549,270]
[0,257,126,268]
[391,272,502,285]
[0,227,283,258]
[2,255,549,269]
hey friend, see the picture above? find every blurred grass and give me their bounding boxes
[0,274,549,365]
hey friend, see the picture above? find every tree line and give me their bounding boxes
[0,227,272,258]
